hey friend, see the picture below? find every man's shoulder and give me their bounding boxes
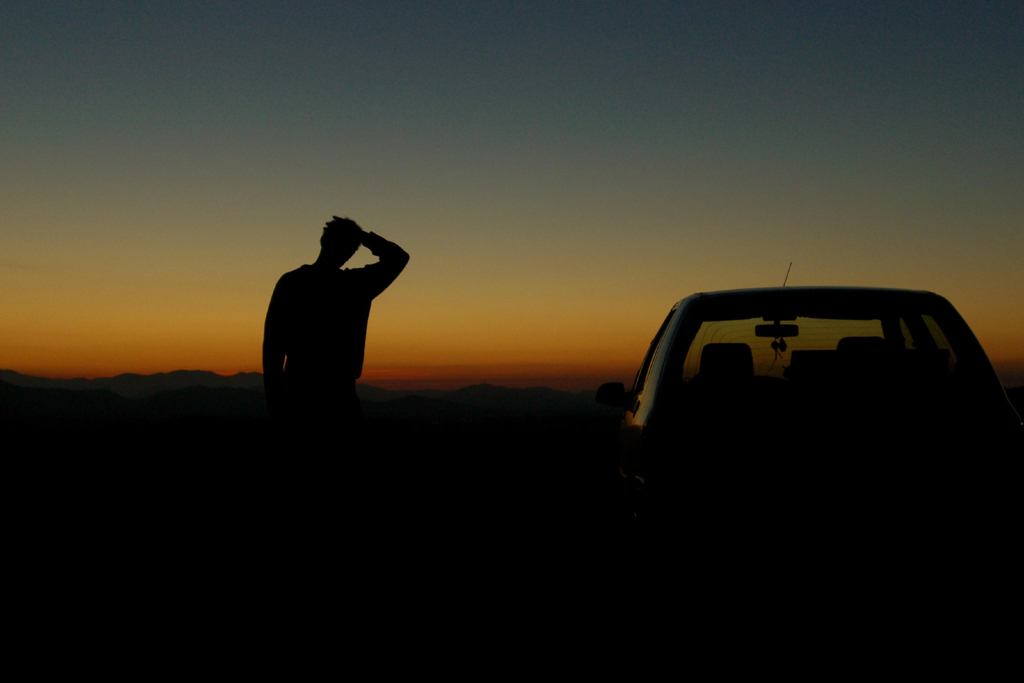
[277,264,314,284]
[276,264,361,293]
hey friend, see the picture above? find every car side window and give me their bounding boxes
[633,308,676,395]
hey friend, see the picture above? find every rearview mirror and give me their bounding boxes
[596,382,628,408]
[755,324,799,338]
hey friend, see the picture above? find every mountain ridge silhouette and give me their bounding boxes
[4,370,1020,420]
[0,372,620,420]
[0,369,263,398]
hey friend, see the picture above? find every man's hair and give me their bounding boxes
[321,216,361,248]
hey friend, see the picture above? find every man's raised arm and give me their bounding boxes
[358,230,410,299]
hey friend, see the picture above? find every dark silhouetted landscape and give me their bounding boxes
[4,368,1021,612]
[5,368,1020,550]
[2,371,631,556]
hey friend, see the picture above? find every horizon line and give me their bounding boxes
[0,367,624,393]
[4,367,1022,392]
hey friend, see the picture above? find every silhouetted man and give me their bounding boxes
[263,217,409,435]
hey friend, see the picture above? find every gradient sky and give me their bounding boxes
[2,1,1022,389]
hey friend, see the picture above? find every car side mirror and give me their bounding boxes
[596,382,628,408]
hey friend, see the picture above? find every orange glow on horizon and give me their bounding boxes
[3,361,639,392]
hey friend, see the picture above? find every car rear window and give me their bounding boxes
[680,312,959,384]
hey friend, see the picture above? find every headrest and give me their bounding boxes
[699,343,754,380]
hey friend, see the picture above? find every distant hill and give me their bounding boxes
[1,371,619,422]
[0,369,263,398]
[0,380,133,419]
[4,369,1020,422]
[135,386,269,418]
[444,383,601,414]
[361,395,494,420]
[353,384,449,403]
[4,370,1019,449]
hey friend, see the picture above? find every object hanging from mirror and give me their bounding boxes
[768,336,787,371]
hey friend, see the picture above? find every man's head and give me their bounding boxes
[319,216,363,267]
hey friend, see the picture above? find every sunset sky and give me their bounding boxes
[2,1,1022,389]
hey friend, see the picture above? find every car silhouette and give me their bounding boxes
[597,287,1021,524]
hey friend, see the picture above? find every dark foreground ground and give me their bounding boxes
[6,399,1021,627]
[7,412,627,563]
[8,386,1023,544]
[6,415,652,638]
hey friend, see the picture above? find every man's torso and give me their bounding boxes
[278,265,373,383]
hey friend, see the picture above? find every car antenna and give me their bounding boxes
[770,261,793,370]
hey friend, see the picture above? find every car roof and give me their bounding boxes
[697,286,934,297]
[675,286,950,311]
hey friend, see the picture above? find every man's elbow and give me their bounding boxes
[384,248,409,275]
